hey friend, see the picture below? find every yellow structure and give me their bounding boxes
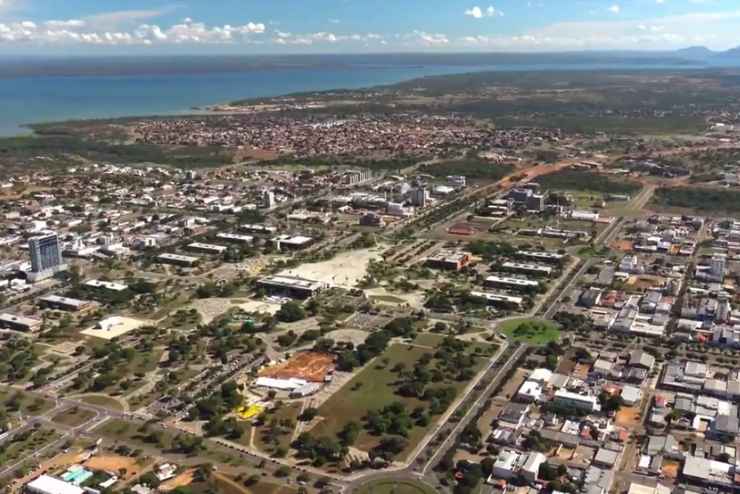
[235,404,264,420]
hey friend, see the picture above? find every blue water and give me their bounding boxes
[0,60,709,137]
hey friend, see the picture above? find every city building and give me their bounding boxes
[257,275,323,299]
[272,235,314,251]
[28,233,68,282]
[186,242,228,255]
[469,291,524,310]
[447,175,467,188]
[84,280,129,292]
[38,295,95,313]
[500,261,553,278]
[0,313,42,332]
[26,475,84,494]
[262,189,276,209]
[553,390,600,412]
[156,253,200,267]
[516,250,566,265]
[484,275,539,292]
[216,233,254,244]
[425,251,472,271]
[359,212,385,227]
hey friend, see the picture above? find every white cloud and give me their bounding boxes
[273,30,384,46]
[608,5,621,14]
[465,5,501,19]
[408,30,449,46]
[0,16,267,46]
[459,9,740,51]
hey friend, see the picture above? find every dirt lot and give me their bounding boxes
[662,460,680,480]
[159,468,196,492]
[611,240,634,252]
[278,247,381,289]
[85,455,149,481]
[259,351,336,382]
[616,406,642,428]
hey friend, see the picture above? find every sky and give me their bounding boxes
[1,0,740,54]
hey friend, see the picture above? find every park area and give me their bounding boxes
[310,339,493,459]
[354,480,437,494]
[499,319,560,346]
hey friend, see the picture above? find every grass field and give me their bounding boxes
[246,402,302,456]
[499,318,561,346]
[51,407,96,427]
[92,419,245,466]
[76,394,125,412]
[0,386,55,416]
[312,341,490,459]
[354,480,438,494]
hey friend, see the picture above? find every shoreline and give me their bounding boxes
[4,62,730,139]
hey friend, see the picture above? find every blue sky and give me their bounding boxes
[1,0,740,54]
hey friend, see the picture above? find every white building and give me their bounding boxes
[26,475,84,494]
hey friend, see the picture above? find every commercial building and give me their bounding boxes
[681,455,735,488]
[272,235,314,251]
[447,175,466,188]
[186,242,228,255]
[425,251,472,271]
[257,275,323,299]
[28,233,68,282]
[516,250,566,265]
[484,276,539,292]
[216,233,254,244]
[26,475,84,494]
[241,224,278,235]
[156,253,200,267]
[553,390,600,413]
[38,295,94,313]
[0,313,42,332]
[470,291,524,310]
[500,261,553,278]
[84,280,128,292]
[359,212,385,227]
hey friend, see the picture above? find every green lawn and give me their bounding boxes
[76,394,125,412]
[51,406,96,427]
[354,480,439,494]
[92,419,245,466]
[499,318,561,346]
[242,402,302,456]
[312,341,491,459]
[0,386,55,416]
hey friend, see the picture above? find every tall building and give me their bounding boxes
[711,256,726,282]
[409,187,429,207]
[28,233,67,282]
[262,189,275,210]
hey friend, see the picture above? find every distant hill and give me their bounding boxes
[674,46,716,60]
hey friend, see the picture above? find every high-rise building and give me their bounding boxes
[409,187,429,207]
[262,189,275,210]
[28,233,67,282]
[711,256,726,282]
